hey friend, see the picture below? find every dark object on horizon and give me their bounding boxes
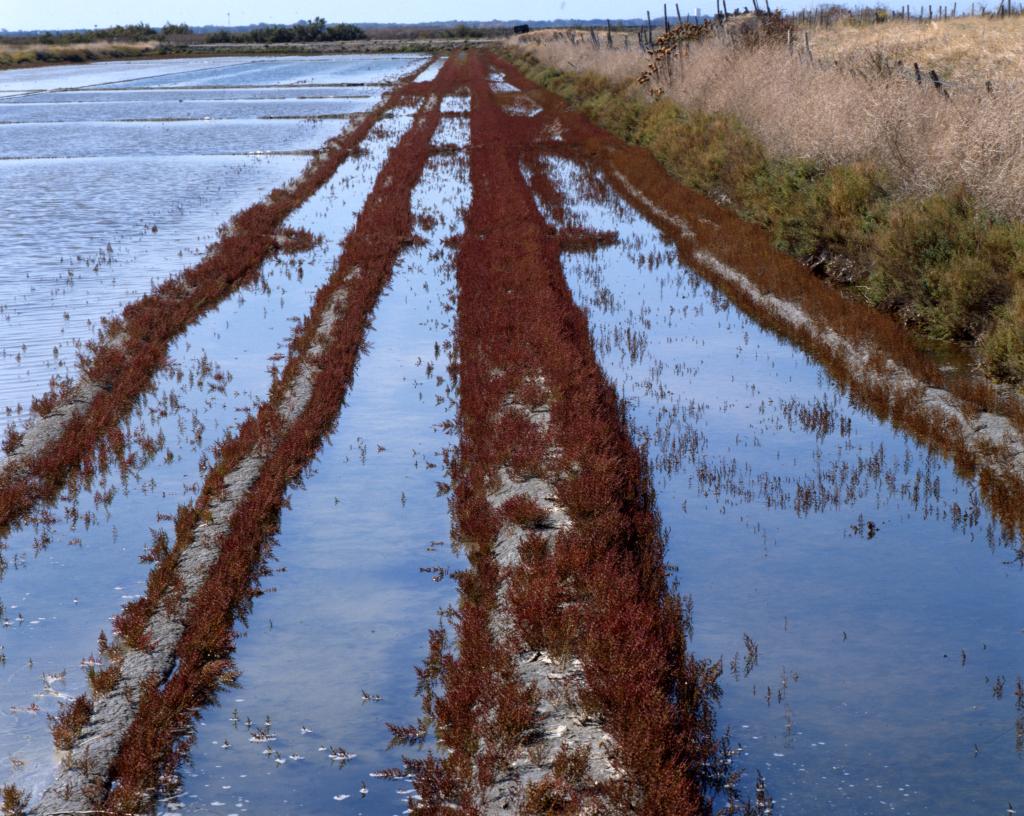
[513,23,530,34]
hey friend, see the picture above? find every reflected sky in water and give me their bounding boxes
[533,155,1023,814]
[172,125,468,815]
[0,102,421,799]
[0,54,426,426]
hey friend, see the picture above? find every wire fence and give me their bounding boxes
[517,5,1015,97]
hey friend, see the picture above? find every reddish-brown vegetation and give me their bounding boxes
[411,51,722,815]
[50,696,93,752]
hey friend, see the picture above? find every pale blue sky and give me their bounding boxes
[5,0,824,31]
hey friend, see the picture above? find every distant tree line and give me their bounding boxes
[205,17,366,43]
[366,22,510,39]
[12,23,161,45]
[0,18,367,45]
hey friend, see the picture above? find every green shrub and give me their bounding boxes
[634,101,763,193]
[867,191,1023,340]
[982,286,1024,383]
[738,160,889,263]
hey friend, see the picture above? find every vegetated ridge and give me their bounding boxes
[407,50,728,815]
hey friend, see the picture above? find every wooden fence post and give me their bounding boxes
[664,3,670,31]
[804,30,812,61]
[676,2,684,24]
[607,19,614,46]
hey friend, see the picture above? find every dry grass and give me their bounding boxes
[809,15,1024,82]
[517,21,1024,221]
[0,40,158,68]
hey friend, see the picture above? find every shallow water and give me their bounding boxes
[0,57,257,97]
[9,86,379,104]
[0,104,421,798]
[1,118,342,159]
[533,156,1024,813]
[0,95,373,124]
[168,111,468,815]
[101,55,426,90]
[0,54,426,425]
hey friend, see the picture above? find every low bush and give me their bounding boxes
[867,191,1024,340]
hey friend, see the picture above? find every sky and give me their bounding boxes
[3,0,823,31]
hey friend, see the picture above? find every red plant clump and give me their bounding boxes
[413,51,722,815]
[45,59,465,813]
[0,58,431,540]
[557,225,619,254]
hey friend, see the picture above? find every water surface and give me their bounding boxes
[0,104,421,798]
[0,54,426,424]
[169,113,468,815]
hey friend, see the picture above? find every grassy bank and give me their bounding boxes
[0,40,158,69]
[510,30,1024,386]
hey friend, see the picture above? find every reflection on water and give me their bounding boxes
[531,156,1024,814]
[0,54,426,425]
[169,118,468,814]
[100,54,425,90]
[0,105,420,798]
[0,117,343,159]
[0,95,374,124]
[0,57,257,96]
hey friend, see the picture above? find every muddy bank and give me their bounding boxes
[0,57,434,539]
[28,60,452,815]
[492,50,1024,555]
[410,51,724,815]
